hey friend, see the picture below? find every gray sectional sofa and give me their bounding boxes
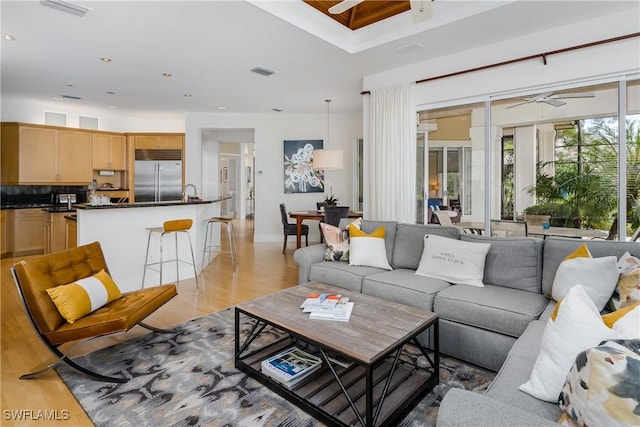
[293,220,639,426]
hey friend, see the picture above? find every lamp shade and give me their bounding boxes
[313,149,343,170]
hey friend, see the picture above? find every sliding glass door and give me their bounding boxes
[417,75,639,239]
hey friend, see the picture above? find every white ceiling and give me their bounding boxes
[1,1,637,117]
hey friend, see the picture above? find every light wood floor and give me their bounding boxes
[1,219,302,427]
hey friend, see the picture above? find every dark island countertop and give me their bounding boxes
[74,196,231,210]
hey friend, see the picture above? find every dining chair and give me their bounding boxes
[490,219,528,237]
[323,206,350,227]
[433,210,455,226]
[280,203,309,253]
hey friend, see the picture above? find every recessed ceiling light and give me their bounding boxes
[272,108,283,112]
[66,83,75,87]
[106,91,115,95]
[162,72,172,77]
[184,94,192,98]
[52,96,63,101]
[217,106,226,111]
[100,57,112,62]
[1,33,15,41]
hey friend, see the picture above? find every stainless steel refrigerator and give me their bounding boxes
[134,150,183,202]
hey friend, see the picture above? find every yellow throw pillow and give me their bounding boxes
[602,301,640,327]
[551,244,619,310]
[46,269,122,324]
[564,243,591,260]
[348,224,392,270]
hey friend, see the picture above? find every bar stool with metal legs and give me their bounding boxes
[202,215,238,271]
[142,219,199,288]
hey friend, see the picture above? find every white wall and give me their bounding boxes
[364,9,640,101]
[185,112,363,243]
[1,95,185,132]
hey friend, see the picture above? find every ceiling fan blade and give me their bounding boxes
[410,0,433,23]
[328,0,364,14]
[543,98,566,107]
[552,92,596,99]
[506,101,534,109]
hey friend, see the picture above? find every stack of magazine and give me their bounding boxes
[261,346,322,388]
[300,292,354,322]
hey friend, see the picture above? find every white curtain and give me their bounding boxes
[364,83,416,222]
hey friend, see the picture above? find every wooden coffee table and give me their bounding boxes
[234,281,439,427]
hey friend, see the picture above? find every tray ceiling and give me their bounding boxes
[303,0,412,30]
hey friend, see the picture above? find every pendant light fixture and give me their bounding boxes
[313,99,344,171]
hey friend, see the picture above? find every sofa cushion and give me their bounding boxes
[308,262,386,293]
[360,220,398,266]
[434,284,548,338]
[460,234,543,293]
[362,269,450,312]
[541,237,640,299]
[483,319,563,421]
[392,224,460,270]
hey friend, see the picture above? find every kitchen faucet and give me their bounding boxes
[182,184,197,201]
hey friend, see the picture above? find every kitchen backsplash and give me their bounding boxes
[1,185,89,207]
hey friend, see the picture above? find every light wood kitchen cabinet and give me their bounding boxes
[57,130,92,183]
[131,134,184,150]
[1,123,92,184]
[14,208,44,255]
[1,210,14,257]
[66,216,77,249]
[92,133,126,170]
[16,126,57,183]
[44,211,67,254]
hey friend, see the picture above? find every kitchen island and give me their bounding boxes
[75,197,230,292]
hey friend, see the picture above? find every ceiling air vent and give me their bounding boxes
[41,0,90,17]
[250,66,277,77]
[62,94,82,100]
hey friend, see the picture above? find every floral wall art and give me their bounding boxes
[283,140,324,194]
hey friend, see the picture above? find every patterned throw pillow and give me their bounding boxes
[607,252,640,311]
[321,222,350,261]
[559,339,640,427]
[46,269,122,324]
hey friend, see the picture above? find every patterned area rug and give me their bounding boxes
[57,308,495,426]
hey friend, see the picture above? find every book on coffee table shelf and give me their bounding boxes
[300,292,342,312]
[261,347,322,387]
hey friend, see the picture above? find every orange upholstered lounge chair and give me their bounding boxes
[11,241,177,383]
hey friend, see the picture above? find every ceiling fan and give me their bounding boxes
[329,0,433,23]
[506,91,595,109]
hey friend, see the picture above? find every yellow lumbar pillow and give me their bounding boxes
[46,269,122,324]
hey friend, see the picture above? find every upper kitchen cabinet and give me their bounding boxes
[130,134,184,150]
[92,133,126,170]
[1,123,92,185]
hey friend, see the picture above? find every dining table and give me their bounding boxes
[456,221,608,239]
[288,209,362,249]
